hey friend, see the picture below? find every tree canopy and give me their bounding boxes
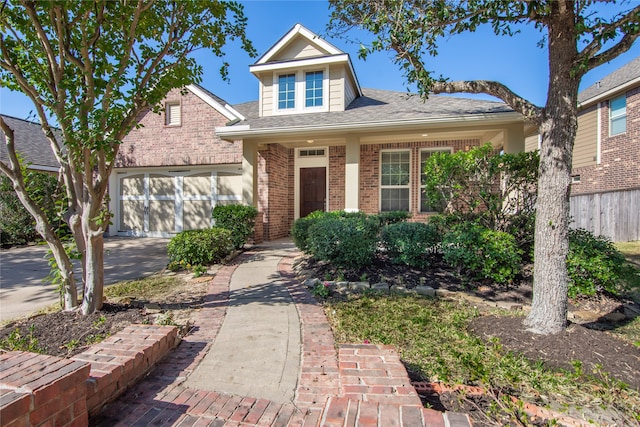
[329,0,640,334]
[0,0,255,314]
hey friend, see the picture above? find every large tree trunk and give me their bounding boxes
[81,231,105,315]
[524,2,580,334]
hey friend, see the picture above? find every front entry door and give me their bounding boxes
[300,167,326,217]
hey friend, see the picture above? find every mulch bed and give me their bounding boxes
[0,303,145,358]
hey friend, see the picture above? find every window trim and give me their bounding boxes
[165,101,181,127]
[379,149,411,212]
[277,73,296,110]
[272,67,329,115]
[609,94,626,136]
[420,147,453,213]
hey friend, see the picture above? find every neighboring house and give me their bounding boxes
[0,114,60,173]
[109,24,532,241]
[526,57,640,241]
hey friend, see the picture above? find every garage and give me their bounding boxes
[115,168,242,237]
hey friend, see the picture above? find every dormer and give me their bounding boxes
[249,24,362,117]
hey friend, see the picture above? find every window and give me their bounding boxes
[278,74,295,110]
[420,148,452,212]
[165,102,181,126]
[380,151,410,212]
[305,71,323,107]
[610,95,626,135]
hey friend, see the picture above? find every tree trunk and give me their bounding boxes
[524,3,580,334]
[81,231,105,315]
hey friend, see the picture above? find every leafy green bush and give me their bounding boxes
[567,229,635,298]
[381,222,441,267]
[442,222,522,284]
[167,227,233,266]
[291,210,329,252]
[308,215,380,268]
[212,204,258,249]
[0,172,69,246]
[374,211,411,227]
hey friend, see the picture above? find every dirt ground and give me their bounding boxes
[0,272,211,358]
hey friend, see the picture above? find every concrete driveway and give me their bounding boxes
[0,237,169,323]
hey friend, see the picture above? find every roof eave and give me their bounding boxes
[215,111,522,140]
[578,76,640,107]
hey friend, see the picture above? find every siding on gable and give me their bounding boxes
[329,65,345,112]
[344,74,357,108]
[273,37,327,61]
[573,105,598,169]
[260,74,274,117]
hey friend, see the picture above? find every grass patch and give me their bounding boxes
[616,241,640,268]
[104,275,184,299]
[325,293,639,423]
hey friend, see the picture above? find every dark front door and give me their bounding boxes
[300,167,326,217]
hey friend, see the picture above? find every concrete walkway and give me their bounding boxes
[91,240,471,426]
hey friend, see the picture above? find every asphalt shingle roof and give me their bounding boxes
[231,88,514,130]
[0,115,60,170]
[579,56,640,104]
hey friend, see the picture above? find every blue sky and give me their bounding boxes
[1,0,639,119]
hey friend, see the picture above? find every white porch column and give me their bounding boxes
[242,142,257,206]
[503,123,525,154]
[345,136,360,211]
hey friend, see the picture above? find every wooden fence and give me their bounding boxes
[570,188,640,242]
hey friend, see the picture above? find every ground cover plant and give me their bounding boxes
[323,292,640,425]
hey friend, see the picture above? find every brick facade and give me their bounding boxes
[358,139,481,219]
[571,85,640,195]
[328,146,346,211]
[116,88,242,167]
[257,144,294,241]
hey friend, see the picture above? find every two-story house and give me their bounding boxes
[526,57,639,241]
[110,24,531,241]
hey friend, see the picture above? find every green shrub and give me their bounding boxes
[442,222,522,285]
[567,229,635,298]
[167,227,233,266]
[381,222,441,267]
[374,211,411,227]
[212,204,258,249]
[291,210,328,252]
[0,172,69,246]
[308,215,380,268]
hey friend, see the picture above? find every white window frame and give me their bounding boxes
[165,101,181,126]
[272,66,329,115]
[420,147,453,213]
[380,149,411,212]
[277,73,296,110]
[609,94,626,136]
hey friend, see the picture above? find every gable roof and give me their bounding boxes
[249,23,362,98]
[219,88,518,139]
[579,56,640,106]
[0,115,60,171]
[186,84,244,121]
[254,23,343,65]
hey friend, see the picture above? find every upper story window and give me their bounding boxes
[380,150,410,212]
[609,94,626,136]
[165,102,181,126]
[305,71,323,107]
[278,74,296,110]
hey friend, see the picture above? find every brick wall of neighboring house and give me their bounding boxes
[359,139,481,218]
[257,143,294,241]
[116,88,242,167]
[571,85,640,195]
[328,146,346,211]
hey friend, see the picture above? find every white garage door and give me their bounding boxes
[118,170,242,237]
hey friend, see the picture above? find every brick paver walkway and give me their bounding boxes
[92,246,471,426]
